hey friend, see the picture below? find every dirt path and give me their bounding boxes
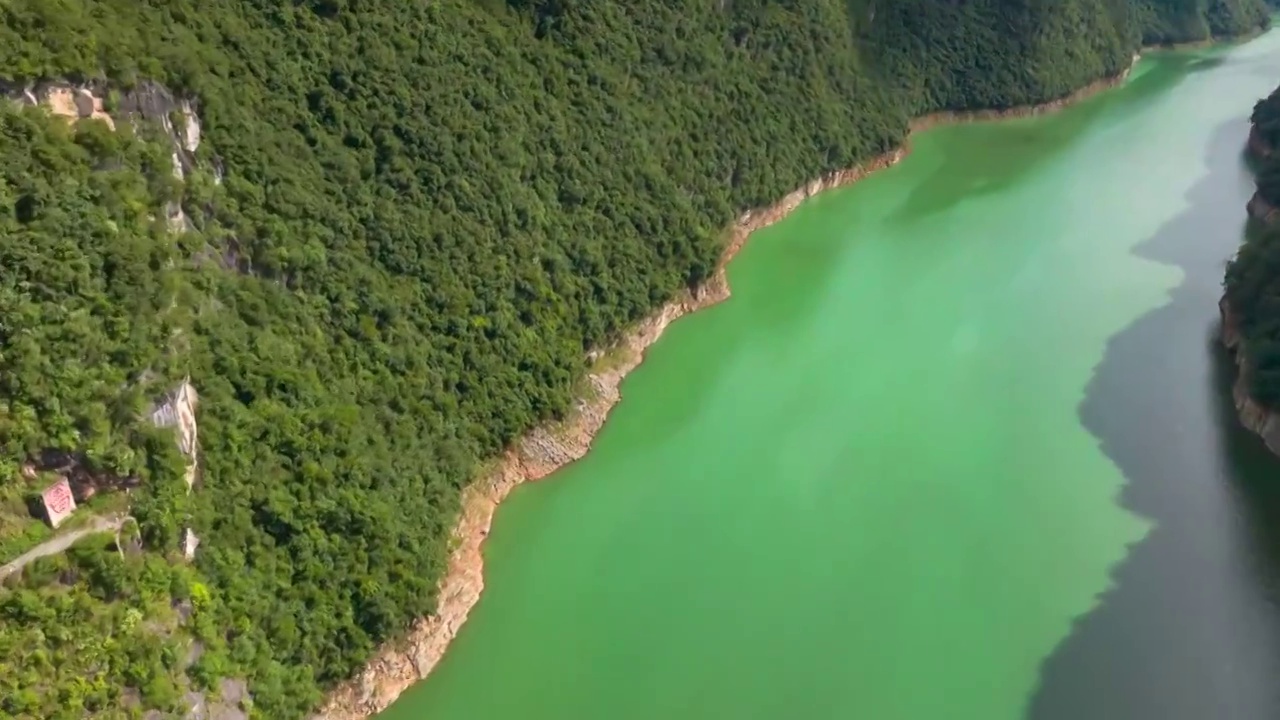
[0,514,125,582]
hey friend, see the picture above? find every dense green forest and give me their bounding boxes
[1250,84,1280,207]
[1136,0,1273,43]
[0,0,1273,717]
[1254,83,1280,148]
[1226,79,1280,409]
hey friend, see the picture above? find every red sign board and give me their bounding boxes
[41,478,76,528]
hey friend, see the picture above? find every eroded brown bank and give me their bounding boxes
[314,61,1139,720]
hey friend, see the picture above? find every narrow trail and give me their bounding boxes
[0,514,125,582]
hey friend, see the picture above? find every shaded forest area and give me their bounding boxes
[1,0,1274,717]
[1225,81,1280,409]
[1248,83,1280,207]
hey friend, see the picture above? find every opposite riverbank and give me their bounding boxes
[1221,99,1280,456]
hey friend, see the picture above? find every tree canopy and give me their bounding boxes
[1,0,1273,717]
[1226,79,1280,411]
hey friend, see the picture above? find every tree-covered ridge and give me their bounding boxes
[1135,0,1273,44]
[1224,226,1280,409]
[1252,83,1280,157]
[0,1,1272,717]
[1225,75,1280,412]
[1249,81,1280,208]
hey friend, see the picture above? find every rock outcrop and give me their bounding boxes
[149,378,202,561]
[1247,189,1279,222]
[1220,296,1280,453]
[1222,117,1280,455]
[149,378,200,494]
[1249,124,1274,159]
[5,80,207,234]
[25,84,117,129]
[5,80,200,156]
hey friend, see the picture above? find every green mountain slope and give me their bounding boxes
[1226,81,1280,417]
[0,1,1271,717]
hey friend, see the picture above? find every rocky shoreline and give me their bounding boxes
[1247,190,1279,222]
[313,59,1140,720]
[1219,297,1280,454]
[1248,124,1274,159]
[1246,124,1279,223]
[1221,119,1280,456]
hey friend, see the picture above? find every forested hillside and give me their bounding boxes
[1226,80,1280,411]
[1249,84,1280,209]
[0,0,1272,717]
[1136,0,1273,43]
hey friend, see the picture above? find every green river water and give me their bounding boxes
[380,31,1280,720]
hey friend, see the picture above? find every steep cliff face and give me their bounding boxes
[5,78,208,232]
[1220,297,1280,454]
[1222,91,1280,457]
[148,378,200,493]
[6,80,201,160]
[1249,124,1275,159]
[1247,189,1280,222]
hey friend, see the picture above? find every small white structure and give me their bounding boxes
[41,478,76,528]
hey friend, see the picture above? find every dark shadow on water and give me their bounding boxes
[1026,117,1280,719]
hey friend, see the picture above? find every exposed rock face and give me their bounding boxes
[4,83,122,130]
[148,379,204,565]
[149,378,200,493]
[5,80,208,234]
[166,201,195,234]
[1248,190,1279,222]
[185,678,252,720]
[1223,121,1280,456]
[1249,124,1274,159]
[18,84,118,129]
[1219,296,1280,454]
[114,84,204,179]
